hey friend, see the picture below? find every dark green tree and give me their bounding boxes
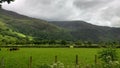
[60,40,67,45]
[0,0,14,8]
[48,40,56,45]
[75,40,82,46]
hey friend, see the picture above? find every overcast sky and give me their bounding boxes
[2,0,120,27]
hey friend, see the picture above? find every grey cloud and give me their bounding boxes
[74,0,112,9]
[74,0,102,9]
[2,0,120,27]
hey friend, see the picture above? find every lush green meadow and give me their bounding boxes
[0,48,120,68]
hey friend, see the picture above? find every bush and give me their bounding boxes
[98,47,118,64]
[98,47,120,68]
[51,61,65,68]
[0,48,1,51]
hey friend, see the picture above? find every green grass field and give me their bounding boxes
[0,48,119,68]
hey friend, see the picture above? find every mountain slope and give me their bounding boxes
[50,21,120,42]
[0,9,72,43]
[0,20,31,44]
[1,8,120,43]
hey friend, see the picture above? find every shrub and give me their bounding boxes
[51,61,65,68]
[98,47,118,64]
[98,46,119,68]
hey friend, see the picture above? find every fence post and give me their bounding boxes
[76,55,78,65]
[29,56,32,68]
[55,55,57,63]
[75,55,80,68]
[0,57,5,68]
[94,55,98,68]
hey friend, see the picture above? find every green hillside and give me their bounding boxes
[0,9,72,44]
[0,20,31,44]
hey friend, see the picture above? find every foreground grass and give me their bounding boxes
[0,48,119,68]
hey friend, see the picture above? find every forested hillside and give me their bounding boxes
[50,21,120,42]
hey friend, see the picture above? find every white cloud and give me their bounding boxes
[2,0,120,27]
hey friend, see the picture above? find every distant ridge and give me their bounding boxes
[50,21,120,42]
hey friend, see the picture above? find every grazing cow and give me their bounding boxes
[9,47,19,51]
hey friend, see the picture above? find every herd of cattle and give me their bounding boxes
[0,47,19,51]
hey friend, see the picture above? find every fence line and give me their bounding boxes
[0,55,101,68]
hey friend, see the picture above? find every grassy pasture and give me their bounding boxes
[0,48,119,68]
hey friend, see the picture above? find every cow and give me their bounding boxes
[9,47,19,51]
